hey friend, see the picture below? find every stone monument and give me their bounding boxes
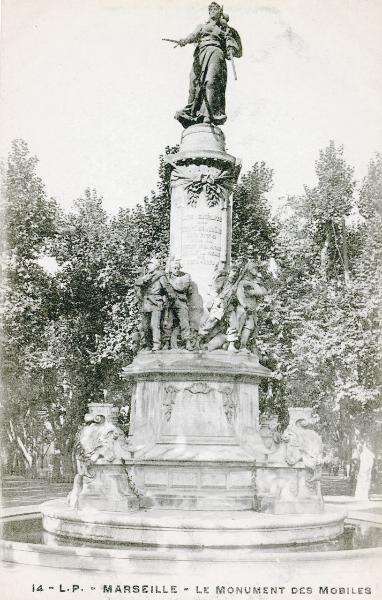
[41,3,346,548]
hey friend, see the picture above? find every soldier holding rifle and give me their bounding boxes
[198,260,268,353]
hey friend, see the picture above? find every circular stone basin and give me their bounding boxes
[40,500,347,547]
[1,511,382,579]
[3,516,382,553]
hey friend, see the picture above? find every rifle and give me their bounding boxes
[220,5,238,81]
[228,48,238,81]
[212,263,247,320]
[162,38,180,48]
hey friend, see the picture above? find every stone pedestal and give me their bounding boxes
[254,464,324,514]
[72,465,139,512]
[167,124,241,326]
[122,350,271,510]
[41,364,346,543]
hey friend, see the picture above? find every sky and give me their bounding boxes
[1,0,382,214]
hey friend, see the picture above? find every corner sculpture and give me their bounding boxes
[67,403,139,512]
[282,409,323,484]
[163,2,242,128]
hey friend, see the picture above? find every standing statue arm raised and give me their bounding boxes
[177,25,203,46]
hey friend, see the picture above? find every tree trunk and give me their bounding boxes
[59,449,75,482]
[342,217,350,285]
[320,234,330,280]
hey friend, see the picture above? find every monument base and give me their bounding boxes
[122,350,271,510]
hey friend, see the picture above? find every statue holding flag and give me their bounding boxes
[164,3,242,128]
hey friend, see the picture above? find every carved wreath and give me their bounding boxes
[171,166,236,207]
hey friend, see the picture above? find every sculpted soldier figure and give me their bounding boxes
[198,262,241,350]
[199,260,268,352]
[165,3,242,127]
[135,257,176,351]
[165,259,193,351]
[230,260,268,353]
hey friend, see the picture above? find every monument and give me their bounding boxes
[41,3,345,547]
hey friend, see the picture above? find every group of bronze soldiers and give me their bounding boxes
[135,258,193,352]
[135,257,268,353]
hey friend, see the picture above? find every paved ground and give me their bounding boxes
[320,474,354,496]
[0,475,72,509]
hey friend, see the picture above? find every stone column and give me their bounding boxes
[167,124,241,327]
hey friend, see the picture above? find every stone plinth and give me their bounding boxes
[122,350,271,509]
[254,464,324,515]
[70,465,139,512]
[167,124,241,326]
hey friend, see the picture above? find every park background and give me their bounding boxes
[0,0,381,494]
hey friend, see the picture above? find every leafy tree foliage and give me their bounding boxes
[1,140,58,474]
[263,146,382,460]
[1,139,380,481]
[232,162,277,262]
[304,141,356,283]
[94,147,177,373]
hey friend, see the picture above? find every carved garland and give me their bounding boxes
[185,382,212,395]
[163,385,180,422]
[220,386,236,423]
[171,166,236,207]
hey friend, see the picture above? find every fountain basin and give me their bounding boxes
[1,508,382,580]
[40,499,346,547]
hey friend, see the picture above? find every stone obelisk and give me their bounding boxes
[167,124,241,325]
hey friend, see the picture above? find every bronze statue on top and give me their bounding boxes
[164,3,242,128]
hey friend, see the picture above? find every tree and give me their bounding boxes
[231,162,277,263]
[41,189,112,477]
[1,140,58,475]
[94,147,177,371]
[264,145,381,475]
[304,141,356,284]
